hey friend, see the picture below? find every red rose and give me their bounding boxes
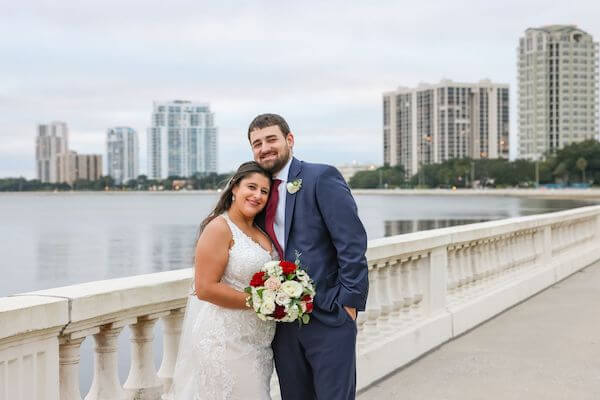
[272,305,286,319]
[250,271,266,287]
[280,260,297,275]
[302,294,312,302]
[305,301,313,313]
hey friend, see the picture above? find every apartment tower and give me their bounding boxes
[383,79,509,177]
[35,121,69,183]
[518,25,599,160]
[107,127,139,184]
[147,100,218,179]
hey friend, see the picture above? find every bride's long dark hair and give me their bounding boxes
[199,161,272,233]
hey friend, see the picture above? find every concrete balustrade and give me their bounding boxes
[1,206,600,399]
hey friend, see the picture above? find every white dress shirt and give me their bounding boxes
[273,156,292,254]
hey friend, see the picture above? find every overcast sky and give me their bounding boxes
[1,0,599,177]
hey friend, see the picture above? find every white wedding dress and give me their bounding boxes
[165,214,277,400]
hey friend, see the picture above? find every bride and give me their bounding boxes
[166,161,277,400]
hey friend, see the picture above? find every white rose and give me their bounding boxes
[259,298,275,315]
[262,289,276,303]
[281,281,303,298]
[275,291,291,306]
[264,276,282,291]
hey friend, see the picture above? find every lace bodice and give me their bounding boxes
[166,213,276,400]
[221,213,278,290]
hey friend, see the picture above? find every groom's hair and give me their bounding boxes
[247,113,291,140]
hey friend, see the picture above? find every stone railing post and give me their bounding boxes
[124,313,169,399]
[157,308,186,394]
[86,320,135,400]
[420,246,447,316]
[376,261,393,330]
[361,263,380,341]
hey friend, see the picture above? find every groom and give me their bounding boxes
[248,113,369,400]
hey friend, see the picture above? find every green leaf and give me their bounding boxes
[302,314,310,324]
[244,287,252,294]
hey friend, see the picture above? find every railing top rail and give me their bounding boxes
[2,205,599,341]
[367,205,600,262]
[0,295,68,341]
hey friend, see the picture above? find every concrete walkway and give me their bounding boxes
[358,261,600,400]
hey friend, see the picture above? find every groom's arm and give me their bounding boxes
[315,166,369,311]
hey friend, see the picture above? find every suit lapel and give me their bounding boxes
[284,157,302,255]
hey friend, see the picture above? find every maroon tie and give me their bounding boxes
[265,179,284,260]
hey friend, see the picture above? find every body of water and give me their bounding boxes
[0,191,594,296]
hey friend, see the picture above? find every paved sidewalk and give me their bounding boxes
[358,261,600,400]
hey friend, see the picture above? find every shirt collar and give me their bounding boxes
[274,156,293,183]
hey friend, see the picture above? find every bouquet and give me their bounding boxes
[245,254,315,325]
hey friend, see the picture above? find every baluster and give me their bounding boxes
[471,241,483,288]
[86,320,135,400]
[447,246,458,294]
[513,232,523,269]
[60,332,94,400]
[400,259,413,321]
[463,244,475,292]
[158,308,185,394]
[124,313,169,399]
[410,256,425,317]
[455,245,466,295]
[489,238,500,280]
[528,230,536,264]
[481,240,489,284]
[376,261,393,332]
[387,258,405,326]
[507,234,516,271]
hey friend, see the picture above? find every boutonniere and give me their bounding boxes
[287,179,302,194]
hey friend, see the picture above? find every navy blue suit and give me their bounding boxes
[259,157,369,400]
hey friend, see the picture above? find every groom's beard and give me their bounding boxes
[260,148,291,174]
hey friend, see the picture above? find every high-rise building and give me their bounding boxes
[35,122,69,183]
[518,25,599,160]
[383,79,509,177]
[106,127,139,184]
[58,152,103,184]
[147,100,218,179]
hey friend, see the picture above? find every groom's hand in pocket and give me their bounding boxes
[344,306,356,321]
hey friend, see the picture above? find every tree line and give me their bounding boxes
[0,173,234,192]
[3,139,599,191]
[348,139,600,189]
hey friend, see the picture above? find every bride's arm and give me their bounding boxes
[194,217,249,309]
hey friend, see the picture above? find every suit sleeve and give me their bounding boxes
[315,166,369,311]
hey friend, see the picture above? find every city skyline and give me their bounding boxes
[2,1,600,178]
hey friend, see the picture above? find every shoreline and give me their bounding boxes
[2,188,600,200]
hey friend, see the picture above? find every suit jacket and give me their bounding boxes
[258,157,369,326]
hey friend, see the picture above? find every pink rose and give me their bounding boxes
[264,276,281,291]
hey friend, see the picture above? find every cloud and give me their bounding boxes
[1,0,599,177]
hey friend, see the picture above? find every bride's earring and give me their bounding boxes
[232,194,236,201]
